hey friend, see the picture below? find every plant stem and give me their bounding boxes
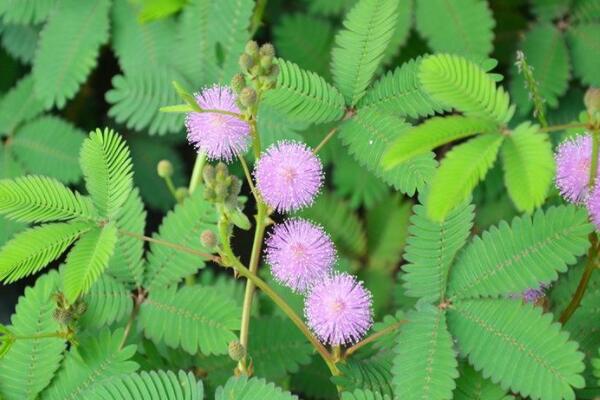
[313,127,339,155]
[539,122,588,133]
[249,0,268,36]
[238,155,259,201]
[344,320,406,357]
[119,291,143,350]
[590,130,600,185]
[163,175,179,202]
[188,152,206,194]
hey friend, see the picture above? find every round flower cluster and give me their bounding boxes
[555,133,600,228]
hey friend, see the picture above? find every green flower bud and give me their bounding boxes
[215,182,229,201]
[157,160,174,178]
[229,176,242,196]
[260,55,273,70]
[175,187,189,202]
[259,43,275,58]
[200,229,218,248]
[228,340,246,362]
[239,53,255,71]
[231,73,246,93]
[202,165,216,185]
[239,87,257,108]
[215,162,228,180]
[245,40,259,56]
[268,64,280,81]
[204,187,216,201]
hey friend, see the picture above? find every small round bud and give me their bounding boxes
[231,73,245,93]
[202,165,216,184]
[215,162,228,180]
[584,88,600,117]
[157,160,174,178]
[260,55,273,69]
[239,53,255,70]
[259,43,275,58]
[239,87,257,108]
[175,187,189,202]
[245,40,259,56]
[200,229,218,248]
[228,340,246,361]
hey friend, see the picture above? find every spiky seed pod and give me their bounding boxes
[215,162,228,180]
[229,176,242,196]
[53,308,72,325]
[214,182,229,201]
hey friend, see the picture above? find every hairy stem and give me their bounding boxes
[344,320,406,357]
[188,152,206,194]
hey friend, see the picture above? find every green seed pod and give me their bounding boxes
[245,40,259,56]
[239,53,255,71]
[259,43,275,58]
[200,229,218,248]
[156,160,174,178]
[228,340,246,361]
[239,87,257,108]
[231,73,246,93]
[202,165,216,185]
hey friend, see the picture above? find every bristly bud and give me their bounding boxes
[200,229,218,248]
[268,64,280,81]
[239,87,257,108]
[228,340,246,361]
[215,162,228,180]
[260,55,273,70]
[245,40,259,56]
[239,53,255,71]
[231,73,245,93]
[175,187,189,202]
[203,165,216,185]
[157,159,174,178]
[259,43,275,58]
[215,182,229,201]
[229,176,242,196]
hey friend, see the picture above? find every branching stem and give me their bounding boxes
[344,320,406,357]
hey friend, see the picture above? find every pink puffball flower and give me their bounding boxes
[185,85,251,162]
[555,134,598,203]
[522,283,548,303]
[254,141,323,213]
[305,273,373,346]
[266,218,336,293]
[587,182,600,229]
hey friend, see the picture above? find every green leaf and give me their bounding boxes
[143,189,217,291]
[0,75,46,135]
[0,0,56,24]
[273,14,334,79]
[32,0,110,108]
[0,221,92,284]
[530,0,571,20]
[426,134,504,222]
[448,205,592,299]
[0,176,96,223]
[572,0,600,23]
[331,0,400,105]
[80,274,133,328]
[0,141,23,178]
[383,116,497,168]
[567,23,600,87]
[85,370,204,400]
[392,306,458,400]
[415,0,495,59]
[510,23,570,114]
[63,223,118,303]
[342,390,389,400]
[11,116,85,184]
[42,328,139,400]
[248,317,312,381]
[291,355,338,399]
[257,103,307,149]
[333,352,394,397]
[215,376,297,400]
[380,0,413,66]
[367,195,411,269]
[339,108,437,196]
[138,0,186,22]
[403,198,474,303]
[0,215,25,248]
[105,189,146,288]
[80,128,133,219]
[454,363,513,400]
[333,151,388,210]
[139,285,241,356]
[419,54,514,124]
[263,59,346,125]
[448,299,585,400]
[0,271,65,400]
[500,122,554,213]
[0,24,39,64]
[359,57,448,119]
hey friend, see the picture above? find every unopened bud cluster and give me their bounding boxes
[202,163,242,209]
[53,292,87,327]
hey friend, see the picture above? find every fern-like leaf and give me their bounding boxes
[426,134,504,222]
[333,352,394,397]
[215,376,298,400]
[0,0,56,24]
[63,223,118,303]
[342,390,389,400]
[139,285,241,355]
[0,221,92,284]
[384,116,497,168]
[567,23,600,87]
[333,151,388,210]
[359,58,448,119]
[500,122,554,213]
[11,116,85,184]
[80,274,133,328]
[419,54,514,124]
[447,205,592,299]
[415,0,494,59]
[448,299,585,400]
[263,59,345,125]
[331,0,400,105]
[402,198,474,303]
[339,108,437,196]
[32,0,110,108]
[84,370,203,400]
[0,75,46,135]
[0,176,96,223]
[0,23,39,64]
[454,363,513,400]
[143,189,217,291]
[392,306,458,400]
[0,215,25,248]
[80,128,133,220]
[42,328,138,400]
[0,271,65,400]
[510,23,570,114]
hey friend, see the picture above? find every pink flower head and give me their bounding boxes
[305,273,373,346]
[555,134,598,203]
[185,85,251,161]
[587,182,600,229]
[254,141,323,213]
[523,283,548,303]
[266,218,336,293]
